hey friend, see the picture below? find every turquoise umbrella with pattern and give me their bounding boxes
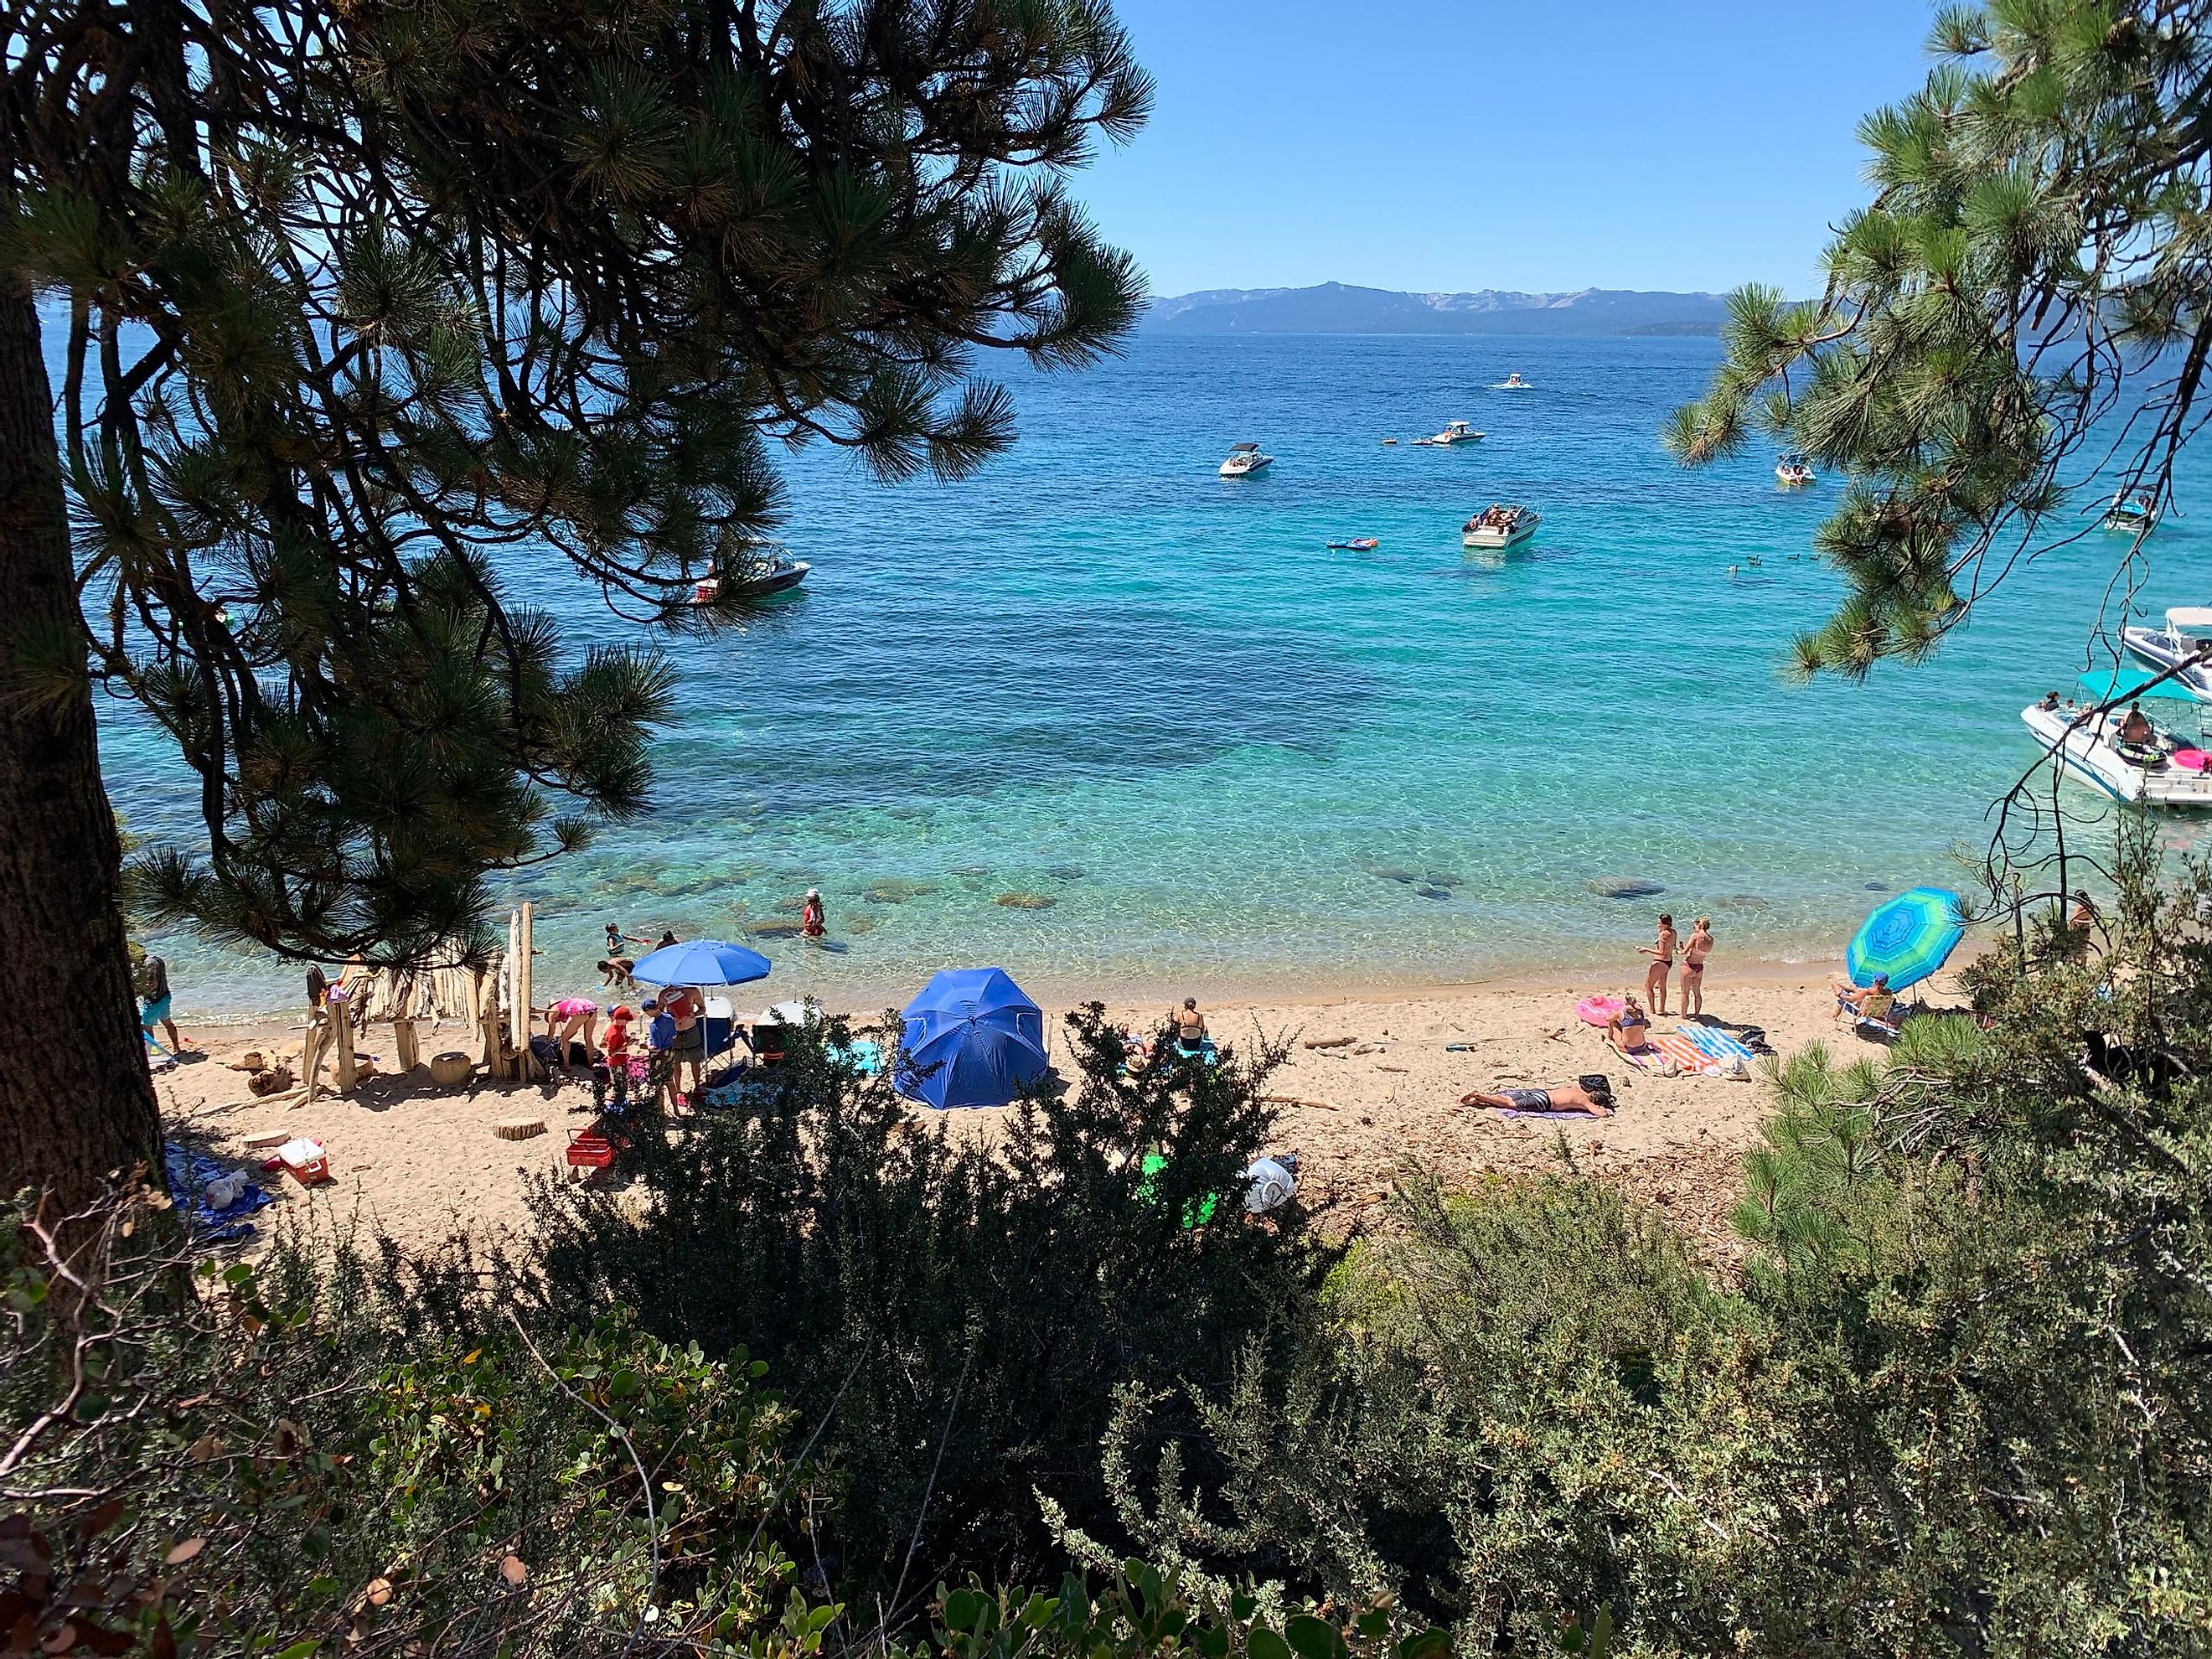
[1847,887,1967,991]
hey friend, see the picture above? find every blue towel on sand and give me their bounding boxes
[1675,1025,1757,1066]
[163,1142,274,1244]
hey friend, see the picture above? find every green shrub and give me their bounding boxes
[524,1004,1331,1603]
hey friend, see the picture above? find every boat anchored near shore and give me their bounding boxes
[1462,503,1540,550]
[2122,607,2212,701]
[1219,442,1274,478]
[2022,674,2212,809]
[690,544,811,605]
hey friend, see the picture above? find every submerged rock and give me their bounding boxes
[843,915,878,936]
[1367,866,1420,885]
[863,879,938,905]
[1863,881,1891,892]
[995,892,1057,911]
[1045,865,1088,881]
[1422,871,1465,888]
[1414,886,1453,901]
[949,865,991,880]
[747,921,802,939]
[1586,876,1667,899]
[1718,894,1770,910]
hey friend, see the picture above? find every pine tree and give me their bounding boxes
[1668,1,2212,678]
[0,0,1150,1197]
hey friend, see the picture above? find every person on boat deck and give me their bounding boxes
[2038,690,2061,712]
[1463,1080,1612,1119]
[2119,702,2155,747]
[802,888,827,940]
[1606,995,1653,1056]
[1637,914,1677,1016]
[1172,997,1208,1054]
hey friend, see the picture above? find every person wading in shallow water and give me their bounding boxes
[802,888,826,941]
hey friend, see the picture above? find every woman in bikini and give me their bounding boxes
[1637,913,1677,1016]
[1680,917,1713,1017]
[1172,997,1208,1055]
[1606,994,1654,1057]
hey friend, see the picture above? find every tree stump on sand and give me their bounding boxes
[494,1116,546,1141]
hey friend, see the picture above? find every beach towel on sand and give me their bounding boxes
[1648,1032,1724,1076]
[163,1142,274,1243]
[1676,1024,1757,1067]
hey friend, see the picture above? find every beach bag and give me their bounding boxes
[1577,1072,1615,1104]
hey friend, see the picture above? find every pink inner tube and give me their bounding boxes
[2175,748,2208,772]
[1577,995,1624,1027]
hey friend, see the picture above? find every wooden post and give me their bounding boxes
[333,993,357,1093]
[516,902,540,1083]
[301,1011,328,1103]
[394,1016,420,1073]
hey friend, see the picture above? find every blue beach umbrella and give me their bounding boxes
[1846,888,1967,991]
[898,968,1048,1110]
[630,938,773,988]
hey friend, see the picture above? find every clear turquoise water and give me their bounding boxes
[100,333,2212,1018]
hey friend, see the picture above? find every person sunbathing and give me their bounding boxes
[1834,974,1898,1026]
[1462,1081,1612,1119]
[1606,995,1654,1055]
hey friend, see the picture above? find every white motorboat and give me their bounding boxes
[1219,442,1274,478]
[2122,607,2212,701]
[1414,420,1485,447]
[2104,491,2158,533]
[1491,374,1532,390]
[2021,689,2212,809]
[1775,452,1816,487]
[1462,503,1540,550]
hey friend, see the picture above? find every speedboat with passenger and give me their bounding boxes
[1415,421,1485,447]
[2104,491,2158,534]
[2122,607,2212,702]
[1775,453,1816,486]
[2020,673,2212,809]
[691,543,811,605]
[1462,504,1540,550]
[1491,373,1532,390]
[1219,442,1274,478]
[1326,537,1380,551]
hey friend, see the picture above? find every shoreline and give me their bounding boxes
[161,932,1861,1029]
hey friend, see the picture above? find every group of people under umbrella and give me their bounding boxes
[618,939,1050,1110]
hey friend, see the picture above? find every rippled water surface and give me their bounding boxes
[99,333,2212,1016]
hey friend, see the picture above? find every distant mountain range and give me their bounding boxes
[1143,282,1733,337]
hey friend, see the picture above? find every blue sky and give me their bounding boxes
[1075,2,1942,298]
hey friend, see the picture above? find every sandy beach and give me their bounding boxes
[157,956,1962,1263]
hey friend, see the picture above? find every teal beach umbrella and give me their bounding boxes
[1847,887,1967,991]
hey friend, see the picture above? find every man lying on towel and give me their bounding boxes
[1461,1078,1614,1119]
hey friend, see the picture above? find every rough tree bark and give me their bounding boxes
[0,276,162,1202]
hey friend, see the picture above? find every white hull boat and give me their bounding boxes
[2123,607,2212,702]
[1775,452,1816,486]
[2104,492,2158,533]
[1415,421,1485,447]
[1462,504,1540,550]
[1491,375,1532,390]
[2021,700,2212,809]
[1219,442,1274,478]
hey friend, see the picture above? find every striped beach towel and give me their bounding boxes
[1675,1024,1758,1067]
[1649,1031,1723,1076]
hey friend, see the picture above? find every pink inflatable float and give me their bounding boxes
[1577,994,1624,1026]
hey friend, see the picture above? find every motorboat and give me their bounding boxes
[1775,452,1816,486]
[1462,504,1540,550]
[1219,442,1274,478]
[1326,537,1380,551]
[2122,607,2212,701]
[1491,374,1532,390]
[2104,491,2158,533]
[1414,420,1485,447]
[2021,678,2212,809]
[691,544,811,605]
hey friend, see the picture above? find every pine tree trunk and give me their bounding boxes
[0,275,163,1203]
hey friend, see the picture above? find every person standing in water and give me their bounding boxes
[802,889,826,940]
[1680,917,1714,1017]
[1637,914,1677,1017]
